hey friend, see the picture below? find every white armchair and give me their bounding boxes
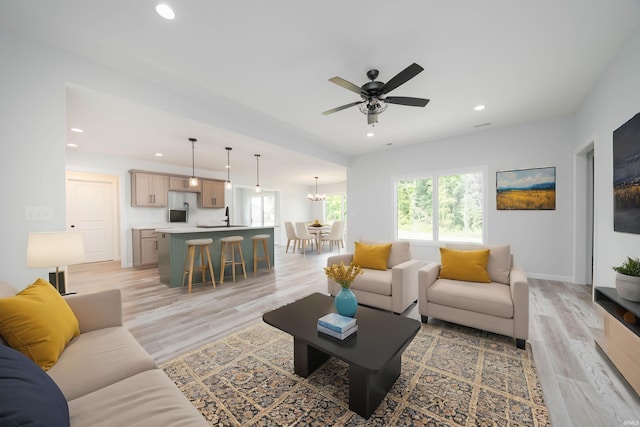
[327,240,424,314]
[418,244,529,349]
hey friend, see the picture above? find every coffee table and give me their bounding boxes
[262,293,421,419]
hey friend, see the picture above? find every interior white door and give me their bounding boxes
[66,174,117,263]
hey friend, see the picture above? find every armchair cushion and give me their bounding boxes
[360,240,411,268]
[446,243,511,285]
[428,278,514,318]
[439,247,491,283]
[353,242,392,270]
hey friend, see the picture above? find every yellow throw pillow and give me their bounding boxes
[352,242,392,271]
[439,247,491,283]
[0,278,80,370]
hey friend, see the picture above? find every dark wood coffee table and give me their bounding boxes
[262,293,421,419]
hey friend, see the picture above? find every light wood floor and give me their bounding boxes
[69,245,640,427]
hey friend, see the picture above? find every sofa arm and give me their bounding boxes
[326,254,354,295]
[509,267,529,340]
[390,259,424,313]
[418,263,440,304]
[64,289,123,334]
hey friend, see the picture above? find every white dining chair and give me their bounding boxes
[294,222,316,255]
[320,221,344,253]
[284,221,298,253]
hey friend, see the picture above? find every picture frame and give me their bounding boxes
[613,112,640,234]
[496,167,556,210]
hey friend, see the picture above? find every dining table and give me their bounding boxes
[307,224,331,253]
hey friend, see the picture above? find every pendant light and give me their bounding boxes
[188,138,198,187]
[225,147,232,189]
[307,176,326,201]
[254,154,261,193]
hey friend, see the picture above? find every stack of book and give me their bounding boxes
[317,312,358,340]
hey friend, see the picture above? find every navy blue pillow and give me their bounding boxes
[0,344,69,427]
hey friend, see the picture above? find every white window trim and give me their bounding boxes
[393,165,489,246]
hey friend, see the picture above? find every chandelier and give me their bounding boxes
[307,176,326,201]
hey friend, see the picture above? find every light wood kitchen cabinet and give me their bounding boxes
[169,176,201,193]
[200,179,225,208]
[132,229,158,267]
[131,172,169,207]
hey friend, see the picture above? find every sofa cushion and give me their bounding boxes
[350,269,393,296]
[68,369,208,427]
[447,244,511,284]
[47,326,157,401]
[439,247,491,283]
[428,278,514,318]
[361,240,411,268]
[0,344,70,427]
[0,278,80,370]
[353,242,392,270]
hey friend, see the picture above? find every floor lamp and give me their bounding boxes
[26,232,85,294]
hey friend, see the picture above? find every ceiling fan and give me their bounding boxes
[322,63,430,125]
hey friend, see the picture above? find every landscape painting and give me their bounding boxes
[496,167,556,210]
[613,112,640,234]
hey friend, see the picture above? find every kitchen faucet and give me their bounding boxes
[224,206,230,227]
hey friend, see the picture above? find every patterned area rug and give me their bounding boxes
[162,321,550,426]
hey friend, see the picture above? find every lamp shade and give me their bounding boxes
[26,232,85,268]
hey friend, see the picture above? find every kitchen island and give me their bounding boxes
[156,226,274,288]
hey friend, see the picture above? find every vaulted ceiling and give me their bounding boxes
[1,1,639,186]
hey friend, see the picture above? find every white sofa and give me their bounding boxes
[418,244,529,348]
[0,282,208,427]
[327,240,424,314]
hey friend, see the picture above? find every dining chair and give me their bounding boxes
[320,220,344,253]
[284,221,298,253]
[294,222,316,255]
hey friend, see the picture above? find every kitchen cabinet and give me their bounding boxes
[200,179,225,208]
[131,172,168,207]
[132,229,158,267]
[169,176,201,193]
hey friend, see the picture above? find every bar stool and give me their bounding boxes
[183,238,215,293]
[219,236,247,283]
[251,234,271,276]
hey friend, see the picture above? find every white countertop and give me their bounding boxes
[155,225,273,234]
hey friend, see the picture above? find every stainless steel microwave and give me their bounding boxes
[169,209,188,223]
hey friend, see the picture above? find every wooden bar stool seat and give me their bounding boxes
[219,236,247,283]
[251,234,271,276]
[183,238,215,293]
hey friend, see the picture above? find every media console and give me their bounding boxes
[594,287,640,395]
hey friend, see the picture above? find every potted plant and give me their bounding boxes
[613,256,640,302]
[324,261,363,317]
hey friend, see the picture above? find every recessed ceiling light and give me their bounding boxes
[70,127,84,133]
[474,105,486,111]
[154,153,163,157]
[66,143,77,147]
[366,132,374,137]
[155,4,175,20]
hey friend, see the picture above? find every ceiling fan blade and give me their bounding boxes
[322,101,363,115]
[368,112,378,125]
[380,63,424,95]
[328,77,366,96]
[385,96,430,107]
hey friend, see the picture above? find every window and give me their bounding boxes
[396,170,484,243]
[325,194,347,223]
[250,193,275,226]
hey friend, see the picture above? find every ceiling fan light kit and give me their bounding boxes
[323,63,430,125]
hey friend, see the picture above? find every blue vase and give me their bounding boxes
[335,287,358,317]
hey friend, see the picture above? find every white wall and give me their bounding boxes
[348,117,576,281]
[575,27,640,287]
